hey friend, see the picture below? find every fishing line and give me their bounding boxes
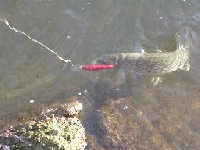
[0,17,72,63]
[0,17,114,71]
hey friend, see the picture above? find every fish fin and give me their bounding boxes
[156,45,162,53]
[176,27,191,71]
[133,42,146,53]
[126,71,140,86]
[180,62,190,71]
[151,76,162,85]
[176,27,192,51]
[114,69,126,86]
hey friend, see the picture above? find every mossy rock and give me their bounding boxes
[25,115,86,150]
[0,100,86,150]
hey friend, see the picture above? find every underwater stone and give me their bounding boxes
[60,100,83,116]
[0,99,86,150]
[98,98,171,149]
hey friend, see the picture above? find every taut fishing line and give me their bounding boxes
[0,17,72,65]
[0,17,114,71]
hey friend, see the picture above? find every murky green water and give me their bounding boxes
[1,0,200,149]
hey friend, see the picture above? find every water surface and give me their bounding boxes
[0,0,200,149]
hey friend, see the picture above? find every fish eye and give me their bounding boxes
[96,58,107,64]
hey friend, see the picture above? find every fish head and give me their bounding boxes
[92,54,119,66]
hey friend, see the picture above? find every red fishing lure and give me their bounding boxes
[81,64,114,71]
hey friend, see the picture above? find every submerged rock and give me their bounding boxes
[93,94,200,150]
[0,99,86,150]
[26,115,86,150]
[97,98,171,150]
[55,100,83,117]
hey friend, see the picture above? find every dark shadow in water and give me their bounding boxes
[80,79,132,148]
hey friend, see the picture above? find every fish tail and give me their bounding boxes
[181,57,190,71]
[176,27,192,51]
[176,27,192,71]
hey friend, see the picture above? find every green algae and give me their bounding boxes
[0,100,86,150]
[26,115,86,150]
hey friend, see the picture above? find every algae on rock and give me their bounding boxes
[0,99,86,150]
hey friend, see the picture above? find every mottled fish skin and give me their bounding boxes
[93,42,190,76]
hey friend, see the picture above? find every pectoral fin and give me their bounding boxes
[115,69,126,85]
[151,76,162,85]
[181,60,190,71]
[182,63,190,71]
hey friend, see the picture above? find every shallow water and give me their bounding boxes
[0,0,200,149]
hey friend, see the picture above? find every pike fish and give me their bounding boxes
[92,33,190,76]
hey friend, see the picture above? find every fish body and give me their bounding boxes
[93,47,190,76]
